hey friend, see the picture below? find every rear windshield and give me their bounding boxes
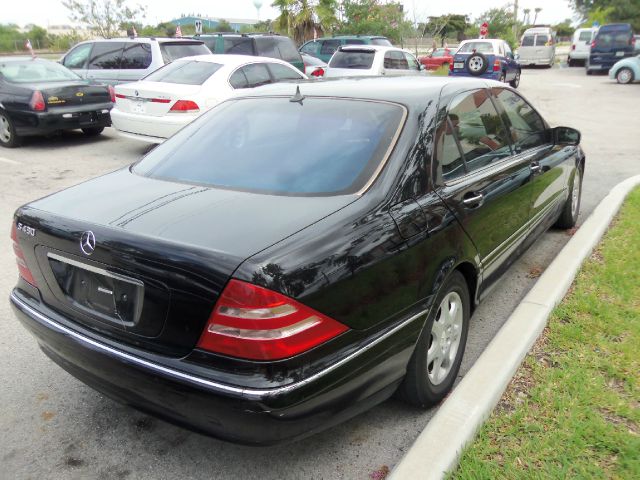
[371,38,392,46]
[596,30,632,48]
[535,35,550,46]
[134,97,405,196]
[159,42,210,63]
[458,42,494,54]
[329,50,375,69]
[578,31,593,42]
[143,60,222,85]
[0,60,79,83]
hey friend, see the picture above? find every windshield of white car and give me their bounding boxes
[329,50,375,69]
[134,97,405,196]
[143,60,222,85]
[458,42,494,54]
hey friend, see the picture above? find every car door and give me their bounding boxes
[61,42,93,79]
[383,50,412,76]
[491,87,572,228]
[118,42,153,83]
[86,42,125,85]
[433,86,534,292]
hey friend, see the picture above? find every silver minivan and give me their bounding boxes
[60,38,211,85]
[517,27,557,67]
[568,28,597,66]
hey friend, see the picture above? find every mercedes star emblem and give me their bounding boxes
[80,231,96,256]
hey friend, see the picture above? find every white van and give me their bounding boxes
[517,27,557,67]
[568,28,597,66]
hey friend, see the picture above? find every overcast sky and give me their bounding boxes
[4,0,577,28]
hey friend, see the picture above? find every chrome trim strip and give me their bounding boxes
[10,291,426,399]
[47,252,144,287]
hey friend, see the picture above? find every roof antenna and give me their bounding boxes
[289,85,305,104]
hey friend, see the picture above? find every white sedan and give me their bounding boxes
[111,55,307,143]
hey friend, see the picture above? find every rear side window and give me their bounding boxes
[274,38,302,63]
[255,37,300,63]
[267,63,304,81]
[384,50,409,69]
[521,35,535,47]
[63,43,92,69]
[223,37,255,55]
[492,88,546,151]
[144,60,222,85]
[329,50,375,69]
[404,52,420,70]
[371,38,392,46]
[134,98,405,196]
[120,43,152,69]
[159,42,209,63]
[229,63,272,89]
[320,40,341,56]
[578,31,592,42]
[300,41,319,55]
[447,89,512,174]
[88,42,124,69]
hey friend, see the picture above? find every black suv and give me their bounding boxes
[195,33,304,72]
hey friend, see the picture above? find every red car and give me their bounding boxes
[419,48,454,70]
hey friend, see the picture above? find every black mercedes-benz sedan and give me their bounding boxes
[10,76,584,444]
[0,57,113,147]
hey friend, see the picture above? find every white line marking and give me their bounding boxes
[0,157,19,165]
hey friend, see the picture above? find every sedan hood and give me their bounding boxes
[28,168,357,260]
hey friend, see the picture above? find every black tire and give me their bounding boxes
[509,70,521,88]
[616,67,634,84]
[555,167,582,229]
[82,127,104,136]
[568,58,575,67]
[399,270,470,407]
[498,72,506,83]
[465,53,488,76]
[0,110,23,148]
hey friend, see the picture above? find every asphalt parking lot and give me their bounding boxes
[1,66,639,480]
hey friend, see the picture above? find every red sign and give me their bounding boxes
[480,22,489,37]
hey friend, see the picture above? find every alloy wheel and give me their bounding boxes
[0,114,11,144]
[427,291,463,385]
[571,169,581,218]
[617,68,633,84]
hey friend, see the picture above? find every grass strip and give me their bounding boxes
[451,187,640,480]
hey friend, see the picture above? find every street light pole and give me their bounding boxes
[513,0,519,37]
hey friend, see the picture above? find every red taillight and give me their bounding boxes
[591,40,597,49]
[197,279,349,360]
[493,60,501,72]
[311,67,325,77]
[29,91,45,111]
[169,99,199,112]
[449,62,454,72]
[115,93,125,99]
[11,223,37,286]
[108,85,115,102]
[571,44,576,50]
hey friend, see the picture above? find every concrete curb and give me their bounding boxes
[389,175,640,480]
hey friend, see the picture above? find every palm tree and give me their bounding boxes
[523,8,530,25]
[533,7,542,25]
[272,0,338,43]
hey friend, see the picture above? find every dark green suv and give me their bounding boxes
[300,35,392,62]
[194,33,304,72]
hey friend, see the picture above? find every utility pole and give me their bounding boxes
[513,0,519,37]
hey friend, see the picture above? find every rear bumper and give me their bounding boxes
[449,70,503,80]
[13,103,112,136]
[10,289,416,445]
[110,108,197,141]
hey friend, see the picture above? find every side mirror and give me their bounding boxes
[552,126,581,146]
[419,64,426,71]
[514,53,520,61]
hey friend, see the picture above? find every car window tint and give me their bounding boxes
[345,39,366,45]
[329,50,375,69]
[300,41,318,55]
[492,88,547,151]
[404,52,420,70]
[371,38,392,46]
[223,37,255,55]
[535,35,550,46]
[63,43,92,69]
[120,42,152,69]
[448,89,512,172]
[255,38,279,58]
[201,37,217,52]
[521,35,535,47]
[239,63,271,88]
[458,42,494,53]
[320,40,341,56]
[273,37,302,63]
[578,31,592,42]
[144,60,222,85]
[229,68,248,88]
[384,50,409,69]
[134,98,405,196]
[435,114,466,182]
[159,42,209,63]
[267,63,303,81]
[88,42,124,69]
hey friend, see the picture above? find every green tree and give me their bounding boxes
[570,0,640,30]
[62,0,147,38]
[214,19,234,32]
[422,14,469,45]
[466,6,519,49]
[272,0,338,43]
[339,0,412,44]
[553,19,574,37]
[25,25,50,49]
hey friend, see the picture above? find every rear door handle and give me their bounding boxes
[462,193,484,207]
[531,163,542,173]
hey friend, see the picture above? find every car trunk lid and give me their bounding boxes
[114,81,201,116]
[37,81,110,108]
